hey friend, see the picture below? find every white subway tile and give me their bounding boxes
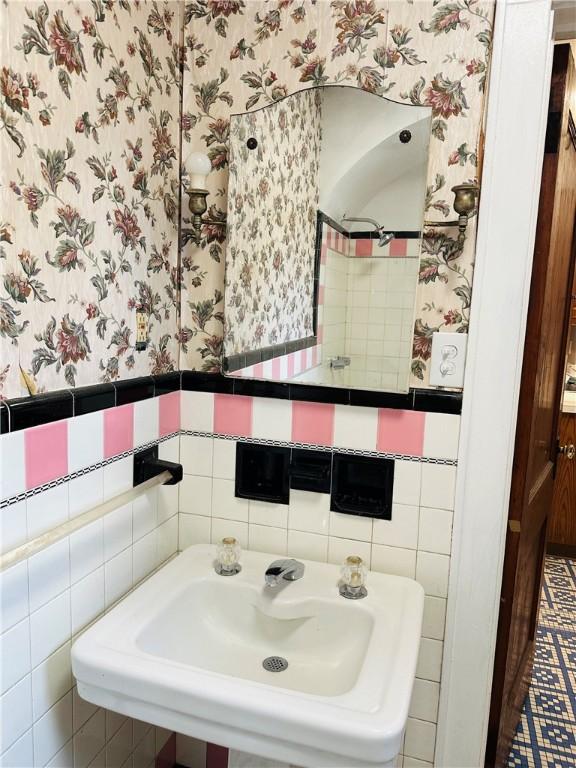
[404,718,436,763]
[248,525,287,555]
[157,516,178,564]
[105,719,132,768]
[287,530,328,563]
[178,475,212,516]
[249,500,288,528]
[68,412,104,473]
[179,514,211,549]
[416,552,450,598]
[0,676,32,755]
[392,461,422,507]
[103,457,133,499]
[0,431,25,501]
[403,756,433,767]
[133,725,155,767]
[409,679,440,723]
[418,507,453,555]
[32,691,73,767]
[30,591,71,667]
[180,436,213,477]
[416,638,443,682]
[159,436,179,463]
[371,544,416,579]
[27,484,69,540]
[133,531,157,585]
[420,464,456,510]
[288,491,330,535]
[104,548,133,609]
[0,727,33,767]
[31,642,72,721]
[29,539,70,612]
[132,489,158,542]
[0,500,27,556]
[212,439,236,480]
[333,405,377,450]
[328,537,371,567]
[133,398,159,448]
[73,709,105,768]
[0,561,29,633]
[105,710,127,742]
[373,504,419,549]
[211,518,248,549]
[71,567,104,635]
[70,520,103,585]
[69,469,104,518]
[422,597,447,640]
[181,391,214,432]
[103,503,132,561]
[329,512,373,542]
[252,399,291,441]
[72,686,98,733]
[423,413,460,461]
[158,484,178,524]
[212,479,248,522]
[45,736,73,767]
[0,618,30,695]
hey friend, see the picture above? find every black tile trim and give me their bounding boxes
[1,371,462,434]
[224,336,317,374]
[2,372,182,432]
[348,230,421,240]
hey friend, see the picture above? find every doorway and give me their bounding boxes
[486,42,576,768]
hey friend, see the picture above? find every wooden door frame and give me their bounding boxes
[434,2,555,766]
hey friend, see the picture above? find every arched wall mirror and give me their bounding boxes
[223,86,432,393]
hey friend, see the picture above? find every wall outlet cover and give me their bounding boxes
[429,332,467,388]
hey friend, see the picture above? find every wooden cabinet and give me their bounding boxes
[548,412,576,554]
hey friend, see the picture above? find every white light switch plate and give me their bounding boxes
[429,332,467,388]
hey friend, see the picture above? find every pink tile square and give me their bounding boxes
[377,408,425,456]
[159,392,180,437]
[312,346,318,366]
[253,362,264,379]
[317,325,324,344]
[318,285,325,306]
[104,404,134,459]
[287,353,296,379]
[213,394,253,437]
[271,357,281,379]
[390,238,408,257]
[355,239,373,258]
[25,420,68,490]
[292,401,335,446]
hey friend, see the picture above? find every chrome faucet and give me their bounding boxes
[265,559,305,587]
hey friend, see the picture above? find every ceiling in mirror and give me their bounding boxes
[223,86,432,393]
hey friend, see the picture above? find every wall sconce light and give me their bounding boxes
[424,183,479,244]
[181,151,225,246]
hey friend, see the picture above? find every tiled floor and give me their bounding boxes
[507,556,576,767]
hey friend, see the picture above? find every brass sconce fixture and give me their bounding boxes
[181,151,225,245]
[424,183,479,244]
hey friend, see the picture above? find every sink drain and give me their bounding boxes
[262,656,288,673]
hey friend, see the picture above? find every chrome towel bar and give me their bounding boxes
[0,469,172,573]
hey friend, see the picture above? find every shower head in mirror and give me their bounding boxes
[377,229,394,247]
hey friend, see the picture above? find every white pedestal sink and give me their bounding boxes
[72,544,424,768]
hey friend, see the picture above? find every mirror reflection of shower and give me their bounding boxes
[341,216,395,248]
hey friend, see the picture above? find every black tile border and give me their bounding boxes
[1,369,462,434]
[224,335,317,374]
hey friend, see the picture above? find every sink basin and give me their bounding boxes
[72,544,424,768]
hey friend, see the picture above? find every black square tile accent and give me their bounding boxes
[350,388,414,410]
[73,384,115,416]
[114,376,155,405]
[8,390,74,432]
[289,383,350,405]
[153,372,181,395]
[235,442,290,505]
[413,389,462,415]
[330,452,394,519]
[290,449,332,493]
[233,379,290,399]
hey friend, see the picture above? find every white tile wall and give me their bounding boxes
[0,433,179,768]
[178,430,457,767]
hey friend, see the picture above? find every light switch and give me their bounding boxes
[429,332,467,388]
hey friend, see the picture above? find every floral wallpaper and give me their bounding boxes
[1,0,182,399]
[224,88,321,355]
[179,0,495,386]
